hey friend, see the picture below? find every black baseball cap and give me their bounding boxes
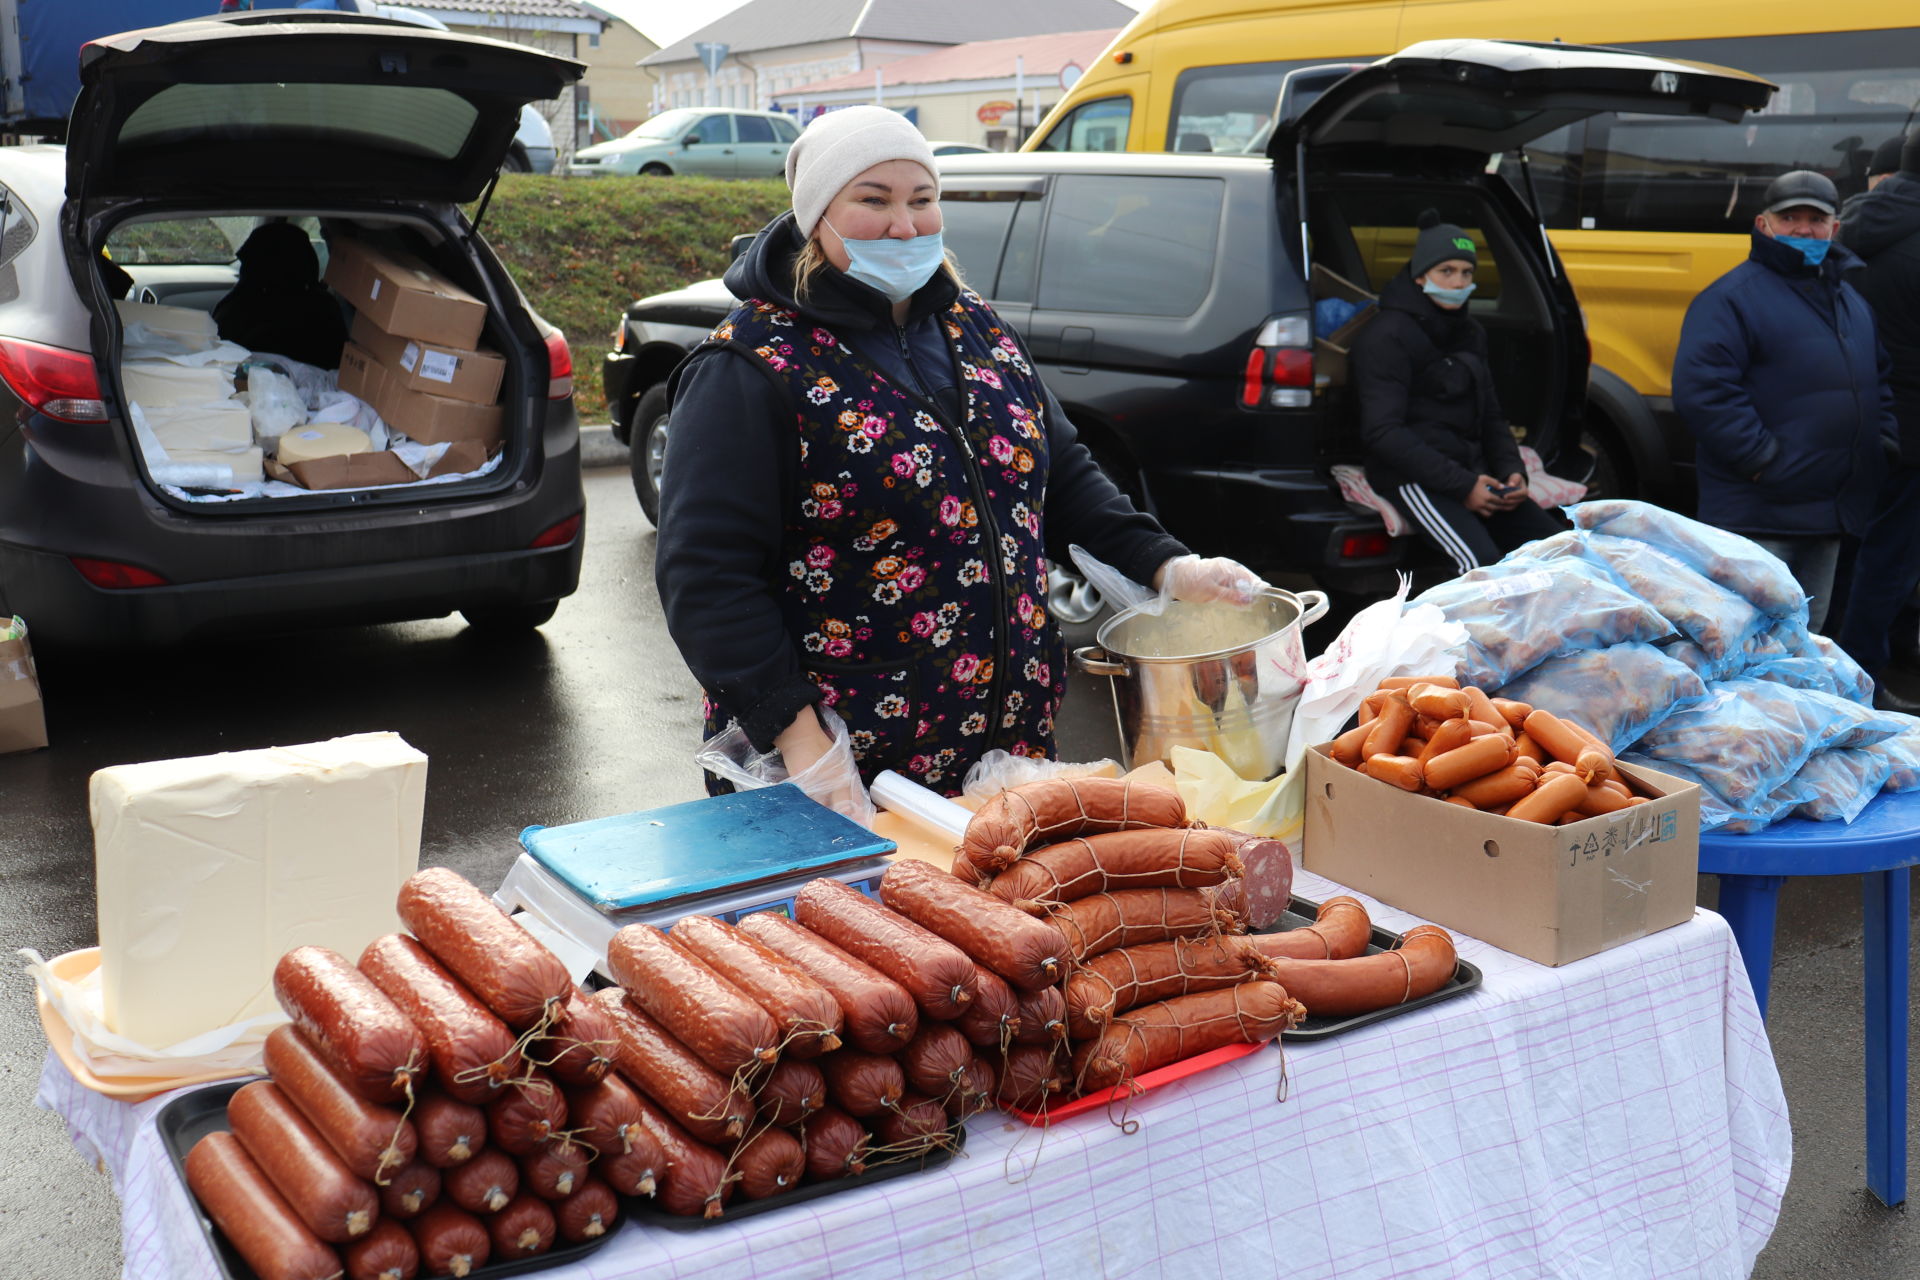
[1869,136,1905,177]
[1762,169,1838,216]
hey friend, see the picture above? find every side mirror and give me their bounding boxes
[728,232,756,262]
[683,133,701,148]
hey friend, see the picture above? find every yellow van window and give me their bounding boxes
[1032,96,1131,153]
[1167,59,1362,155]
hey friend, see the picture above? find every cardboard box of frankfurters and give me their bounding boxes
[1303,744,1700,966]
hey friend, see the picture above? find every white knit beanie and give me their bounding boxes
[785,106,940,239]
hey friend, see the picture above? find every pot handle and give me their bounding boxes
[1072,645,1129,679]
[1295,590,1330,628]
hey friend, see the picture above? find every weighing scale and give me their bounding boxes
[492,784,897,981]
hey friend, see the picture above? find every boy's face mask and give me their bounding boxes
[1422,280,1477,307]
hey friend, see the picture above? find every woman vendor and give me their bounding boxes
[1351,211,1561,574]
[656,107,1261,798]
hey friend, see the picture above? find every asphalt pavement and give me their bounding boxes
[4,451,1920,1278]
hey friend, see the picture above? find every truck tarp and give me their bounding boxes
[11,2,214,131]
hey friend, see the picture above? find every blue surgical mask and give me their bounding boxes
[1422,280,1477,307]
[825,220,946,303]
[1776,234,1832,267]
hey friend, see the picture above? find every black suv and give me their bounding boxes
[605,40,1771,600]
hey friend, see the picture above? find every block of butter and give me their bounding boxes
[91,732,427,1049]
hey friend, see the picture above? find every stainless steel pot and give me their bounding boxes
[1072,587,1328,780]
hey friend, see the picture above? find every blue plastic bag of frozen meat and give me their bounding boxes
[1747,655,1841,697]
[1867,725,1920,792]
[1792,748,1894,823]
[1498,642,1707,751]
[1789,687,1907,749]
[1619,750,1813,834]
[1804,632,1874,705]
[1662,639,1742,684]
[1741,621,1798,668]
[1633,677,1864,807]
[1413,557,1673,690]
[1568,499,1808,621]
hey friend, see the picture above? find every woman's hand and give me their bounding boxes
[1153,554,1268,606]
[774,706,835,777]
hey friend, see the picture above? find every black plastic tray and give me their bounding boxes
[156,1080,621,1279]
[623,1119,966,1231]
[1264,895,1483,1041]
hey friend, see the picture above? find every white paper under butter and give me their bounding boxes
[91,732,428,1049]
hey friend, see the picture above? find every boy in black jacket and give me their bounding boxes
[1351,213,1560,573]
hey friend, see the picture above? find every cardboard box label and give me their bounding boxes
[417,349,460,384]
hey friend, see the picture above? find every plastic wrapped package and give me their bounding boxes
[1497,642,1707,752]
[1741,622,1798,668]
[1616,752,1741,831]
[1413,557,1673,690]
[1504,530,1764,659]
[1791,749,1894,824]
[1746,656,1841,697]
[1632,677,1867,807]
[1618,750,1811,834]
[695,706,874,827]
[961,749,1117,799]
[1661,639,1741,685]
[1867,727,1920,792]
[1806,633,1874,705]
[1568,499,1808,621]
[1791,687,1908,749]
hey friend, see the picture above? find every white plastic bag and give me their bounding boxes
[961,749,1117,799]
[19,948,282,1077]
[695,705,875,827]
[238,364,307,441]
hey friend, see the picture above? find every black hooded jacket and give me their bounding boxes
[1838,171,1920,461]
[1350,272,1523,502]
[654,212,1186,750]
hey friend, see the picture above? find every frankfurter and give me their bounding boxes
[264,1025,417,1184]
[1506,771,1592,824]
[358,935,521,1108]
[880,857,1071,991]
[592,986,751,1145]
[756,1057,826,1129]
[960,777,1188,878]
[184,1131,344,1280]
[553,1177,619,1243]
[1423,733,1513,791]
[1063,934,1279,1037]
[519,1139,589,1200]
[670,914,844,1056]
[1247,895,1372,961]
[1329,721,1371,766]
[794,877,977,1019]
[486,1070,567,1157]
[1447,763,1540,810]
[735,910,919,1054]
[562,1073,646,1157]
[395,868,571,1032]
[1012,981,1069,1045]
[228,1080,379,1243]
[992,1044,1065,1112]
[442,1149,517,1215]
[1361,692,1414,760]
[410,1092,485,1169]
[799,1105,869,1180]
[540,987,617,1088]
[1415,717,1476,767]
[1378,674,1459,690]
[1256,924,1457,1017]
[606,923,782,1076]
[274,946,427,1105]
[1044,888,1239,961]
[375,1159,439,1221]
[1072,982,1306,1094]
[818,1048,905,1118]
[985,826,1244,908]
[734,1126,807,1199]
[342,1219,415,1280]
[1361,753,1424,791]
[407,1203,489,1278]
[1407,683,1470,719]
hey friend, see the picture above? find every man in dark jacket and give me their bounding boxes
[1672,169,1896,633]
[1834,130,1920,705]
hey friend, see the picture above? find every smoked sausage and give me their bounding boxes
[395,868,571,1032]
[343,1219,416,1280]
[410,1093,485,1169]
[228,1079,380,1243]
[1063,934,1279,1037]
[358,935,521,1108]
[486,1070,567,1158]
[442,1150,518,1215]
[540,987,617,1088]
[873,1094,951,1159]
[992,1045,1065,1113]
[670,914,844,1056]
[734,1126,806,1199]
[592,986,751,1145]
[1011,982,1068,1046]
[629,1089,736,1219]
[793,877,977,1019]
[275,946,427,1104]
[486,1194,556,1261]
[563,1074,647,1158]
[407,1203,489,1278]
[1045,888,1239,961]
[959,778,1188,880]
[1249,896,1372,961]
[899,1023,973,1104]
[1071,982,1305,1093]
[552,1177,619,1243]
[184,1131,343,1280]
[1254,925,1457,1018]
[954,963,1020,1049]
[376,1159,439,1221]
[878,858,1071,991]
[519,1139,589,1200]
[947,1057,994,1121]
[985,827,1243,907]
[734,911,919,1054]
[606,923,782,1077]
[264,1025,416,1184]
[755,1058,826,1129]
[799,1105,869,1180]
[818,1049,905,1118]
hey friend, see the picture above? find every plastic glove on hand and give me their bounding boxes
[1156,554,1268,607]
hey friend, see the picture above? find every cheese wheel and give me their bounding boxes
[277,423,371,465]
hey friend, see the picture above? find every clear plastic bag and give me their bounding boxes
[1568,498,1808,621]
[1792,687,1909,749]
[1661,639,1741,685]
[961,749,1118,799]
[1868,726,1920,792]
[1742,622,1798,667]
[1791,748,1894,823]
[694,705,875,827]
[1413,557,1673,690]
[1618,750,1810,834]
[1497,641,1707,752]
[237,362,307,441]
[1583,533,1765,659]
[1806,633,1874,705]
[1746,656,1841,697]
[1633,677,1863,807]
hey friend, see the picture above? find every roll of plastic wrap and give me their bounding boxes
[870,769,971,839]
[276,422,371,465]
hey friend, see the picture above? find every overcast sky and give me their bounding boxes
[592,0,1144,48]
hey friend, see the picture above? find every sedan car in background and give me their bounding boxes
[569,108,799,178]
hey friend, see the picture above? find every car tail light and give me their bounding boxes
[1241,315,1313,410]
[545,330,574,400]
[1340,531,1392,560]
[0,337,108,422]
[70,556,167,588]
[530,512,583,549]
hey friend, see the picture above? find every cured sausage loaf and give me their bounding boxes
[359,935,521,1108]
[486,1071,567,1157]
[185,1131,344,1280]
[1209,832,1294,930]
[819,1049,905,1118]
[411,1093,485,1168]
[799,1105,869,1180]
[1072,982,1306,1093]
[874,1094,950,1157]
[629,1088,736,1219]
[553,1176,618,1243]
[487,1194,556,1262]
[541,987,617,1088]
[756,1058,827,1129]
[1012,982,1068,1046]
[959,778,1188,879]
[1045,888,1239,961]
[442,1149,517,1214]
[794,878,977,1019]
[986,827,1244,907]
[1062,934,1279,1038]
[563,1074,646,1157]
[519,1139,589,1200]
[275,947,427,1105]
[670,914,844,1056]
[407,1202,489,1278]
[879,858,1071,991]
[597,1146,660,1199]
[606,923,782,1076]
[991,1045,1064,1112]
[954,963,1020,1049]
[1256,925,1457,1017]
[899,1023,973,1104]
[592,986,751,1145]
[343,1219,416,1280]
[1249,896,1373,961]
[376,1158,439,1220]
[948,1057,994,1120]
[264,1026,416,1184]
[395,868,571,1032]
[735,911,919,1054]
[228,1080,379,1243]
[734,1127,807,1199]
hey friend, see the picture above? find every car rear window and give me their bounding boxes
[1036,174,1223,316]
[117,83,480,160]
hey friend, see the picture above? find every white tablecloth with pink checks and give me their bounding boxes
[38,869,1791,1280]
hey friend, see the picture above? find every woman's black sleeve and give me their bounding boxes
[1037,380,1188,586]
[654,346,821,751]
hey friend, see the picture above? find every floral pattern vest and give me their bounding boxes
[700,289,1066,793]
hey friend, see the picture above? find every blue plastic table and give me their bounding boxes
[1700,788,1920,1207]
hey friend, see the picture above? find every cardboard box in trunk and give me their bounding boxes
[337,341,503,448]
[1303,744,1700,966]
[1311,263,1378,389]
[265,439,490,491]
[324,237,486,349]
[349,313,503,407]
